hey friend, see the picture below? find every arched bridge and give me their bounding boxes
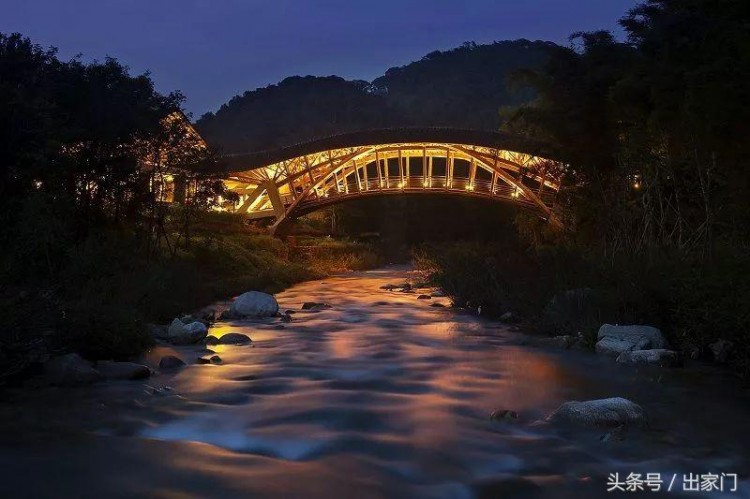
[216,129,565,232]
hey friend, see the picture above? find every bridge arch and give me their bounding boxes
[216,129,565,233]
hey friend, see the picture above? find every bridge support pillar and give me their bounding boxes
[236,184,265,214]
[263,180,286,219]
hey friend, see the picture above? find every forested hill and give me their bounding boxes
[372,40,555,130]
[196,40,556,153]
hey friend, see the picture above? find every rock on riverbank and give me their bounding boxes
[223,291,279,319]
[547,397,647,428]
[595,324,668,356]
[616,349,682,367]
[166,318,208,345]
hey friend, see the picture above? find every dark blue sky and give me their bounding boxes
[1,0,639,117]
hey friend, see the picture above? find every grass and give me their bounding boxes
[290,237,382,274]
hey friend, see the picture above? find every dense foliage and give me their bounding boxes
[418,0,750,379]
[508,0,750,255]
[0,34,272,376]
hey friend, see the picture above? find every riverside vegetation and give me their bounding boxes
[3,0,749,383]
[0,32,379,381]
[1,207,380,381]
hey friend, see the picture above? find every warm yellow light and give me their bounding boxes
[398,181,404,188]
[633,182,641,189]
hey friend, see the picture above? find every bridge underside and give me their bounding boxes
[220,141,564,233]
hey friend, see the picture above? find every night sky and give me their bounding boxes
[1,0,639,117]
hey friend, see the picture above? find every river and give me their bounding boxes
[1,266,748,498]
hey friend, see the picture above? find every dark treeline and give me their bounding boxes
[506,0,750,257]
[0,34,321,377]
[0,33,229,269]
[196,40,554,152]
[417,0,750,380]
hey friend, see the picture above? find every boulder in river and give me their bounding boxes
[301,302,332,311]
[203,335,219,345]
[218,332,252,345]
[489,409,519,422]
[229,291,279,318]
[616,349,682,367]
[97,361,151,380]
[166,318,208,345]
[178,314,202,325]
[430,290,446,297]
[417,294,431,300]
[44,353,102,386]
[595,324,668,356]
[600,424,627,443]
[547,397,647,428]
[196,355,221,365]
[158,355,186,370]
[430,302,446,308]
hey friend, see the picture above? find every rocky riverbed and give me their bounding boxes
[1,266,748,498]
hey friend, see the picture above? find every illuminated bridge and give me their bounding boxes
[215,129,565,233]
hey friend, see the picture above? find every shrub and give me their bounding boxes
[290,237,382,273]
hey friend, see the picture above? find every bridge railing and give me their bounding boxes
[288,175,555,209]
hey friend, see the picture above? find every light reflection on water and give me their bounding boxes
[1,266,749,498]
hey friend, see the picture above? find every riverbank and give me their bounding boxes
[414,241,750,383]
[1,266,748,498]
[0,213,381,383]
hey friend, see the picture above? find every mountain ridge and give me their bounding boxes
[196,39,557,153]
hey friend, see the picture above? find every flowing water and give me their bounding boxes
[1,266,749,498]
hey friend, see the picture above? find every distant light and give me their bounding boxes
[633,182,641,189]
[398,181,404,189]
